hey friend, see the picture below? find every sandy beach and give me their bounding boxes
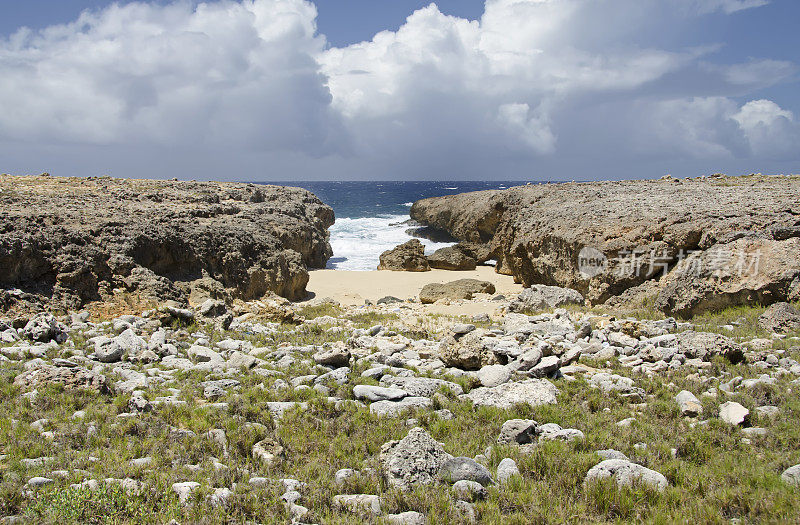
[301,266,523,314]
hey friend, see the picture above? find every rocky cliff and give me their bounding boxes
[0,175,334,310]
[410,175,800,316]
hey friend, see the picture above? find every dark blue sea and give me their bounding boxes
[267,181,523,270]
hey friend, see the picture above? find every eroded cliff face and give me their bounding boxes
[0,175,334,310]
[410,175,800,315]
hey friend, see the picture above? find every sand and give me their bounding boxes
[300,266,523,316]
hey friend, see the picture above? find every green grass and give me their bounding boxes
[1,305,799,523]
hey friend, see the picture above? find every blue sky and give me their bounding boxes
[0,0,798,180]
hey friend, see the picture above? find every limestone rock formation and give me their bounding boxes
[410,175,800,315]
[0,175,334,311]
[378,240,430,272]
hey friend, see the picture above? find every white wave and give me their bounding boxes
[327,214,455,270]
[402,202,413,207]
[444,187,458,190]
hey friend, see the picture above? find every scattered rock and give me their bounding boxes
[675,390,703,417]
[782,464,800,487]
[719,401,750,426]
[14,364,112,394]
[509,285,584,312]
[452,480,487,502]
[332,494,382,516]
[497,419,538,445]
[439,457,493,485]
[380,427,452,491]
[353,385,409,402]
[585,459,668,491]
[496,458,520,483]
[462,379,558,409]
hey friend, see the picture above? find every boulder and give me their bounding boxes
[675,390,703,417]
[20,313,67,343]
[675,331,744,364]
[409,175,800,311]
[509,285,584,312]
[252,438,285,468]
[496,458,520,483]
[378,240,430,272]
[439,329,491,370]
[353,385,409,402]
[419,279,495,304]
[451,480,487,502]
[14,364,112,394]
[427,246,477,271]
[462,379,558,409]
[439,457,493,485]
[719,401,750,426]
[758,302,800,333]
[585,459,668,492]
[380,427,452,491]
[332,494,382,517]
[380,376,463,397]
[476,364,511,387]
[497,419,538,445]
[782,464,800,487]
[313,345,351,367]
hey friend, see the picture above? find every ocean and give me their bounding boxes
[268,181,521,270]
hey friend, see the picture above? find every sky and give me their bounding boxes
[0,0,798,181]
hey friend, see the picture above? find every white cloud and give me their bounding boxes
[0,0,344,154]
[0,0,796,180]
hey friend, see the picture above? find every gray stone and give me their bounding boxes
[452,480,487,502]
[380,427,452,491]
[462,379,558,409]
[313,346,351,367]
[370,397,432,417]
[782,464,800,486]
[528,355,560,378]
[675,390,703,417]
[759,302,800,333]
[497,419,538,445]
[172,481,200,504]
[332,494,382,516]
[509,285,584,312]
[496,458,520,483]
[381,376,463,397]
[476,364,511,387]
[585,459,668,491]
[385,510,428,525]
[353,384,409,402]
[439,457,493,485]
[719,401,750,426]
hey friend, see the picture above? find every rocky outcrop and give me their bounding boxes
[0,175,334,311]
[377,240,430,272]
[410,175,800,316]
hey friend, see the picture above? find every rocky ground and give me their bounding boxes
[409,174,800,316]
[1,287,799,523]
[0,175,334,313]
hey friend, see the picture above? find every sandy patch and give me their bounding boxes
[299,266,523,315]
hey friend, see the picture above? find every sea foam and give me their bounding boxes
[327,214,454,270]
